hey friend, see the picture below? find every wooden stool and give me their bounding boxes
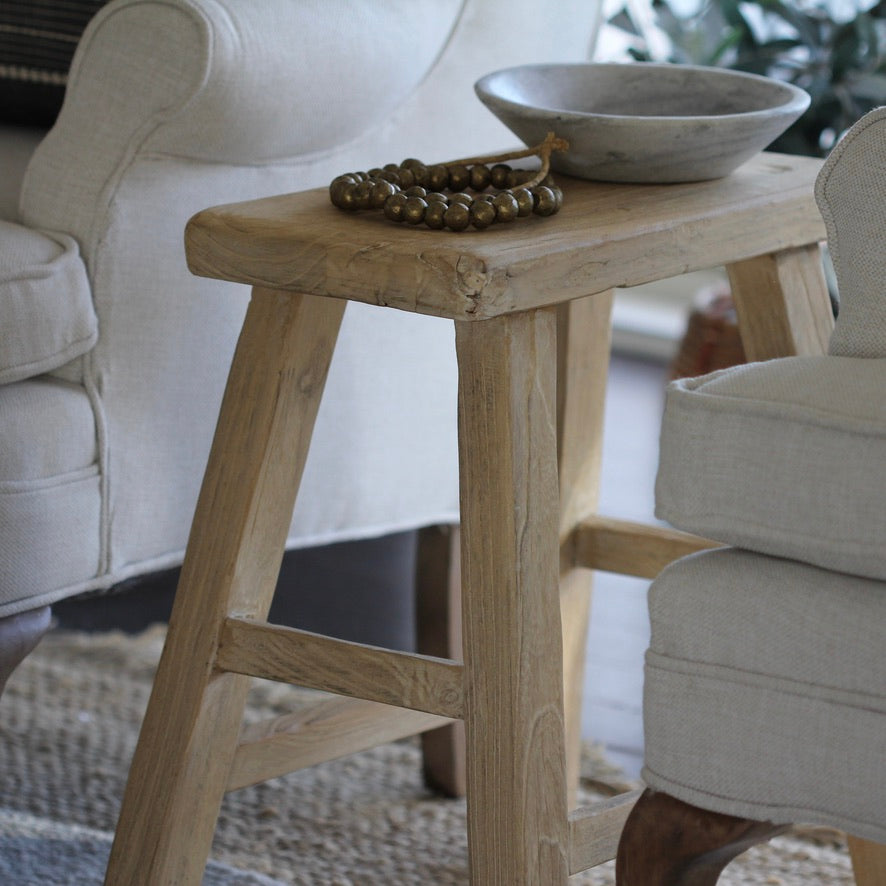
[105,153,832,884]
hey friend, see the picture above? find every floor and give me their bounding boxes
[583,352,670,777]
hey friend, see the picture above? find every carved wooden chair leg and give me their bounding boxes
[0,606,52,697]
[415,523,466,797]
[616,788,790,885]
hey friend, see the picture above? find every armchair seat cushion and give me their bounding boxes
[655,355,886,580]
[642,547,886,843]
[0,377,101,616]
[0,220,97,385]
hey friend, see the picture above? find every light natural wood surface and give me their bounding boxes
[217,617,464,718]
[848,836,886,886]
[572,516,721,579]
[185,153,825,321]
[727,244,834,360]
[415,524,467,797]
[569,791,643,875]
[556,292,613,807]
[105,290,345,885]
[456,308,569,883]
[111,150,839,885]
[227,696,452,792]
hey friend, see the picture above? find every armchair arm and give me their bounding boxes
[19,0,461,239]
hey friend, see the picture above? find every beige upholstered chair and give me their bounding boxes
[0,0,603,718]
[616,107,886,884]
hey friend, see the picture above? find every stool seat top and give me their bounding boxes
[185,152,825,321]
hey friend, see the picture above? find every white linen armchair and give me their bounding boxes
[616,107,886,884]
[0,0,603,704]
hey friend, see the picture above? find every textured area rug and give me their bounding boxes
[0,625,854,884]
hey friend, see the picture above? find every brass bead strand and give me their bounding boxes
[329,132,568,232]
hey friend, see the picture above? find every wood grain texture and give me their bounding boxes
[556,291,613,807]
[227,696,452,791]
[185,153,825,320]
[456,308,570,884]
[105,290,345,886]
[615,788,789,885]
[415,524,467,797]
[218,617,464,718]
[569,791,643,874]
[848,836,886,886]
[727,244,834,361]
[572,516,720,579]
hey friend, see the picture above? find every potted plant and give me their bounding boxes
[606,0,886,155]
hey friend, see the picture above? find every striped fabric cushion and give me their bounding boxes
[0,1,107,126]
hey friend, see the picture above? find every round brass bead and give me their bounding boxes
[469,164,492,191]
[404,196,428,225]
[449,192,473,207]
[370,180,397,209]
[354,180,374,209]
[411,163,430,187]
[443,202,471,232]
[404,186,427,198]
[490,163,511,188]
[447,164,470,191]
[513,187,534,217]
[532,186,558,216]
[492,191,519,222]
[427,164,449,191]
[396,167,416,189]
[425,191,448,204]
[383,193,409,222]
[470,200,496,230]
[551,186,564,212]
[424,201,447,230]
[329,179,355,209]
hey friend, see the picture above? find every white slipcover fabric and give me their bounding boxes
[655,355,886,580]
[0,0,604,615]
[817,106,886,358]
[642,548,886,844]
[0,221,97,385]
[0,379,101,612]
[646,107,886,844]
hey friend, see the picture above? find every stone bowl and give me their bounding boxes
[474,62,810,183]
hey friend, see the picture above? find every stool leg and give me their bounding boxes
[848,836,886,886]
[105,289,344,885]
[727,245,834,361]
[415,524,466,797]
[556,291,613,805]
[456,308,569,884]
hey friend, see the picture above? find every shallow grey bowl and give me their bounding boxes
[475,62,810,183]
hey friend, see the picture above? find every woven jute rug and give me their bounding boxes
[0,625,854,884]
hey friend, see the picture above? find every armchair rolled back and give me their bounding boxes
[815,106,886,358]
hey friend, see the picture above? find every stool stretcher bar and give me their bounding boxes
[217,617,465,719]
[227,695,453,791]
[571,516,720,579]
